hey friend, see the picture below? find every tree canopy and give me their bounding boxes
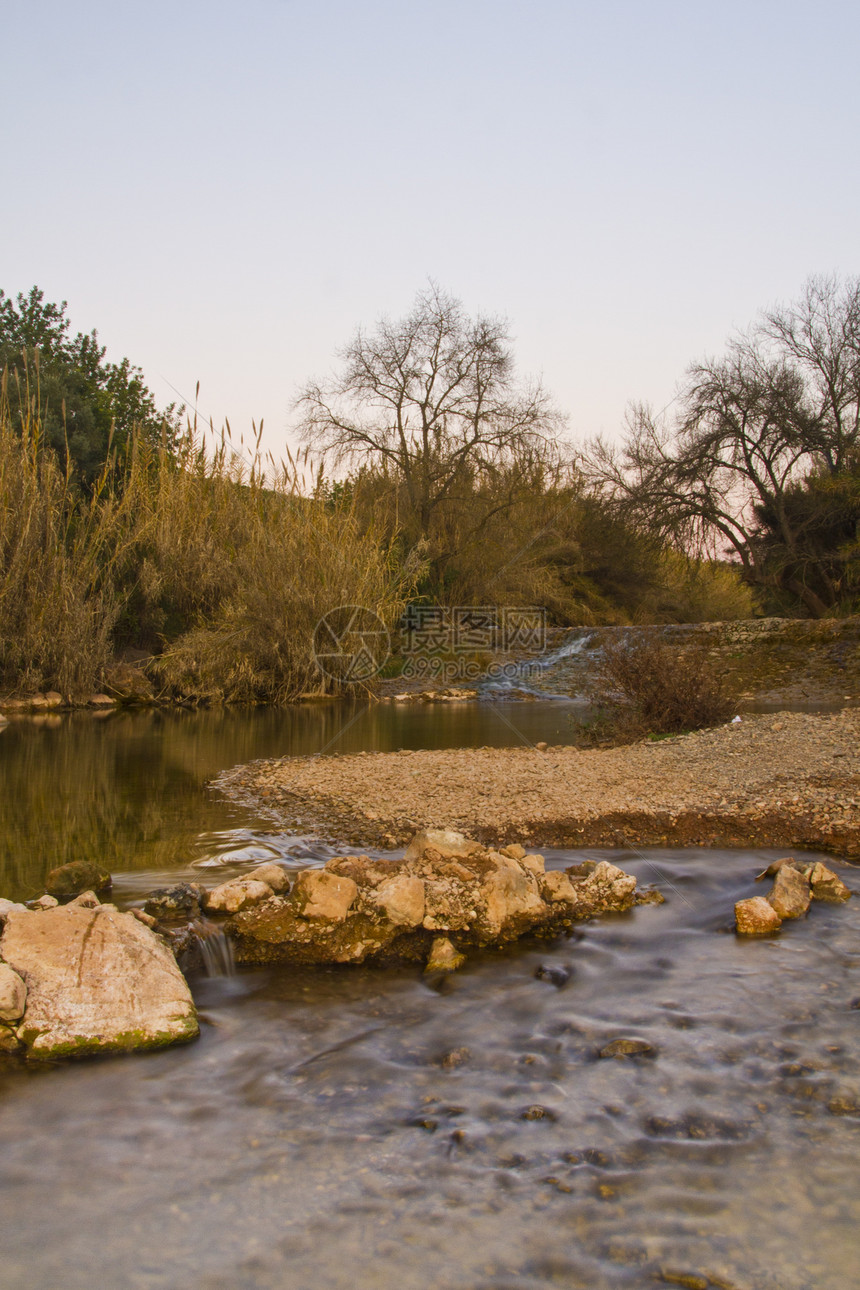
[0,286,180,485]
[587,275,860,616]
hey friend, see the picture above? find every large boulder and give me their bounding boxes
[45,860,112,899]
[0,904,198,1060]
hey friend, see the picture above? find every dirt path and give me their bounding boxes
[218,709,860,858]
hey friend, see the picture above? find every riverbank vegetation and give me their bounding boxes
[1,277,857,703]
[0,378,413,702]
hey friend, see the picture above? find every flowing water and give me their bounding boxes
[0,703,858,1289]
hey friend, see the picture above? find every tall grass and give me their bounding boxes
[0,386,414,702]
[0,378,116,696]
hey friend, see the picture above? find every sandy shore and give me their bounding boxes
[218,709,860,858]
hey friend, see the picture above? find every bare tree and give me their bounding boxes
[586,275,860,617]
[296,285,566,540]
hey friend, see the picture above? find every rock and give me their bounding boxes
[754,857,796,881]
[539,871,578,904]
[635,887,666,905]
[767,865,811,919]
[144,883,204,920]
[229,833,641,967]
[424,936,466,973]
[569,860,637,913]
[43,691,63,707]
[27,895,59,911]
[735,896,782,935]
[439,1046,471,1069]
[481,852,546,936]
[808,861,851,903]
[0,898,28,923]
[535,963,571,987]
[520,1104,556,1120]
[659,1269,709,1290]
[102,662,155,704]
[520,853,545,876]
[499,843,526,860]
[87,693,118,707]
[0,904,198,1059]
[535,742,548,752]
[67,890,101,909]
[203,878,274,914]
[599,1038,655,1059]
[403,829,481,863]
[292,870,358,921]
[246,863,290,893]
[0,964,27,1021]
[371,875,425,927]
[45,860,112,899]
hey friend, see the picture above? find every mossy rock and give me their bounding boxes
[45,860,112,898]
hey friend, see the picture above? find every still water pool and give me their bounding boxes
[0,706,858,1289]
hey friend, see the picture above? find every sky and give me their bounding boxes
[4,0,858,459]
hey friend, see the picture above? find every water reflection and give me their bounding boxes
[0,702,583,902]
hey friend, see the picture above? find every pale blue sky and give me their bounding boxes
[4,0,858,455]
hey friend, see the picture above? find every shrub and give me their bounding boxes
[593,634,737,739]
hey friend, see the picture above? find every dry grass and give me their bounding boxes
[0,389,414,702]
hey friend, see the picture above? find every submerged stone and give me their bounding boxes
[599,1038,656,1059]
[45,860,112,898]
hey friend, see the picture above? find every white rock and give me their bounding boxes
[246,863,290,893]
[204,878,274,914]
[0,904,198,1059]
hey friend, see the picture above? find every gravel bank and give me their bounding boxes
[217,710,860,857]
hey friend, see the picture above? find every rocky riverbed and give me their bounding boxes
[217,709,860,856]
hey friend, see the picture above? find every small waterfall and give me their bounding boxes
[479,629,595,699]
[192,918,236,978]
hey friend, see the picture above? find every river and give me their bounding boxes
[0,702,858,1288]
